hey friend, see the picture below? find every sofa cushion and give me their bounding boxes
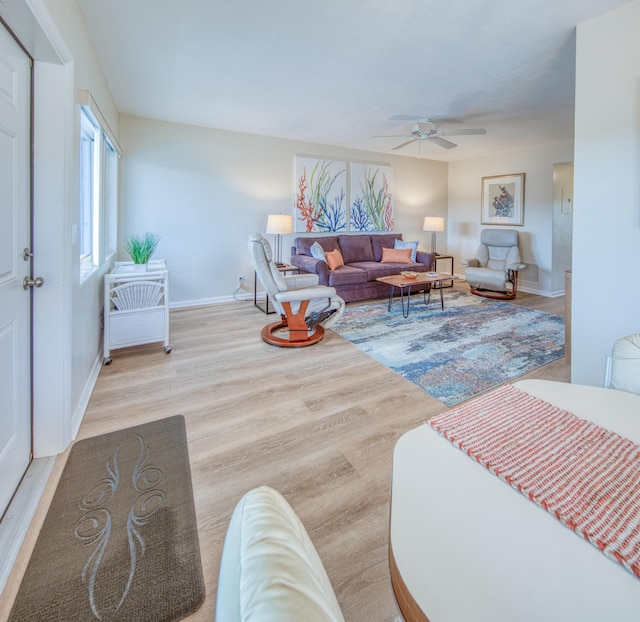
[381,247,412,263]
[371,234,403,261]
[327,265,368,286]
[337,235,375,264]
[350,261,428,281]
[394,239,419,263]
[294,236,340,257]
[325,249,345,270]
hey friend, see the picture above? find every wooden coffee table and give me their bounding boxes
[376,272,454,318]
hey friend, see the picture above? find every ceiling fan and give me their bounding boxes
[374,120,486,151]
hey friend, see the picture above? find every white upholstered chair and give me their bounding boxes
[248,233,345,347]
[604,333,640,395]
[215,486,345,622]
[461,229,526,299]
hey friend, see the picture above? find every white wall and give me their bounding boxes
[42,0,120,449]
[448,140,574,296]
[3,0,120,454]
[119,116,448,306]
[572,0,640,385]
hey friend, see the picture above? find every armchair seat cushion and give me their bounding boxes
[465,266,509,292]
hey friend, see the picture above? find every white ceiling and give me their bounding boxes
[77,0,632,162]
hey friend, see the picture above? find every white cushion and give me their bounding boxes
[216,486,345,622]
[394,239,419,263]
[465,266,507,291]
[310,241,327,263]
[609,334,640,395]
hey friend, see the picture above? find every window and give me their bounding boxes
[79,92,121,281]
[79,109,97,265]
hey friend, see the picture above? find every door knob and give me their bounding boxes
[23,276,45,290]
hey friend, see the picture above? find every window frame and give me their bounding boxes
[78,91,122,282]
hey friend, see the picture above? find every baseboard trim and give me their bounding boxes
[70,352,103,443]
[170,292,254,308]
[519,285,565,298]
[0,456,57,594]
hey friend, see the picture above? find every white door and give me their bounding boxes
[0,24,32,516]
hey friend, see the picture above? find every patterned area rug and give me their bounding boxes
[333,290,565,406]
[9,416,204,622]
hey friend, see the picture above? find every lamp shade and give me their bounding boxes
[266,214,293,235]
[423,216,445,232]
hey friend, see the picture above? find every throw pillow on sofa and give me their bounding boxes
[310,241,327,263]
[394,239,419,263]
[325,249,345,270]
[381,247,412,263]
[371,234,403,261]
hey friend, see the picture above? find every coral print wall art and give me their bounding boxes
[295,157,347,232]
[349,163,394,231]
[481,173,525,226]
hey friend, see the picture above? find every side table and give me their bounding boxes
[433,254,454,288]
[254,263,300,314]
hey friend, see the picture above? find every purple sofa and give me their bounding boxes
[289,233,436,303]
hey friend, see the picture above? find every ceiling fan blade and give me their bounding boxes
[392,138,418,150]
[429,136,457,149]
[445,128,486,136]
[388,114,425,121]
[372,134,411,138]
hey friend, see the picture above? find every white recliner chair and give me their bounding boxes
[248,233,345,346]
[216,486,345,622]
[461,228,526,299]
[604,333,640,395]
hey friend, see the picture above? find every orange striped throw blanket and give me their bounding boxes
[428,383,640,578]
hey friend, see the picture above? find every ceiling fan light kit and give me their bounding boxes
[375,118,486,152]
[412,121,433,135]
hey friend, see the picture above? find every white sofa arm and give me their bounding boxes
[275,286,337,303]
[216,486,345,622]
[460,258,479,267]
[508,263,526,271]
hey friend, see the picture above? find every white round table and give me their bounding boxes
[390,379,640,622]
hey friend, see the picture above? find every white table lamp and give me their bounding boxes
[266,214,293,265]
[423,216,445,254]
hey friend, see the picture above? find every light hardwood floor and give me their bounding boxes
[0,282,568,621]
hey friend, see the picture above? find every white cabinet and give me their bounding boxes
[103,260,171,364]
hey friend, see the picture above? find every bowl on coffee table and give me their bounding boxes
[400,271,419,279]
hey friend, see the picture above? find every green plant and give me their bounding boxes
[125,232,160,264]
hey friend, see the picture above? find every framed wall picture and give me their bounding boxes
[294,157,347,232]
[349,162,394,231]
[481,173,525,226]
